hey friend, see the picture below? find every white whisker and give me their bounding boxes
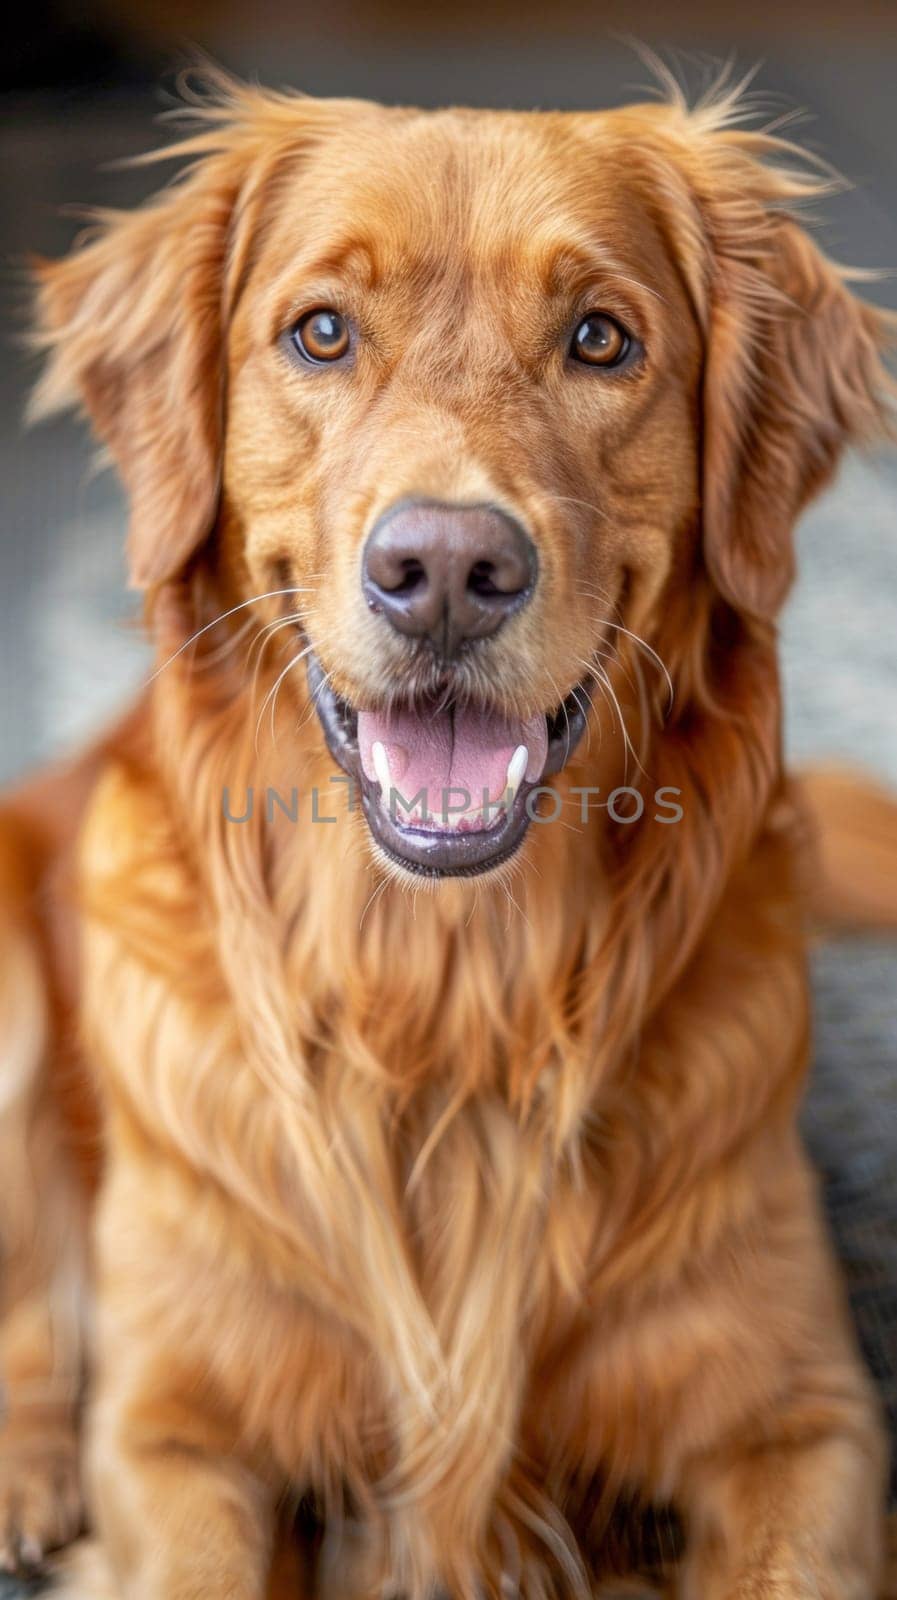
[589,659,645,780]
[297,665,335,736]
[254,643,314,753]
[567,682,596,755]
[599,620,674,712]
[358,873,390,935]
[149,586,315,682]
[545,668,576,764]
[247,611,308,713]
[542,493,613,527]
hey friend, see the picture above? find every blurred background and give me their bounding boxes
[1,0,896,1537]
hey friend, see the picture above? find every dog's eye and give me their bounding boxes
[570,313,631,368]
[292,309,350,364]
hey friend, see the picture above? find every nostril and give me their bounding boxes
[384,558,428,596]
[467,560,502,598]
[365,547,430,601]
[467,552,531,603]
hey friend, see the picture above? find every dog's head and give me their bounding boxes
[33,76,893,878]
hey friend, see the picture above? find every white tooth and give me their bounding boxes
[505,745,529,801]
[371,740,392,800]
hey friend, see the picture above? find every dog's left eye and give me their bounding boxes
[291,309,350,364]
[570,313,631,368]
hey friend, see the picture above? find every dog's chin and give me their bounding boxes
[306,653,590,879]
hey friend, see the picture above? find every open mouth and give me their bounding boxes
[307,654,590,877]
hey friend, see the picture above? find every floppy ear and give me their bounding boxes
[30,137,257,590]
[698,156,895,618]
[31,154,244,589]
[29,72,332,590]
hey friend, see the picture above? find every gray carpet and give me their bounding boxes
[804,938,897,1502]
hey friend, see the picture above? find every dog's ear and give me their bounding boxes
[647,92,897,620]
[30,130,264,590]
[31,150,247,589]
[30,85,319,590]
[701,206,894,618]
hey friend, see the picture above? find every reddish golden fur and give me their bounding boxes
[1,69,897,1598]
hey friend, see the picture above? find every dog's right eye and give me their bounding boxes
[291,309,350,364]
[570,312,631,369]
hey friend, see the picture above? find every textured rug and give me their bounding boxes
[805,938,897,1502]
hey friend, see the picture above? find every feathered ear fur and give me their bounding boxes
[31,149,244,589]
[653,84,896,619]
[29,77,322,590]
[702,211,894,618]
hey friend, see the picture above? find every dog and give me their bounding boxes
[1,67,896,1599]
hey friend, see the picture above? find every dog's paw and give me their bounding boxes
[0,1427,83,1573]
[50,1541,121,1600]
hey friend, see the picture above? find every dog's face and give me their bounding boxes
[34,85,891,879]
[223,106,701,874]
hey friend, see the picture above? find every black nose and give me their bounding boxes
[362,499,537,657]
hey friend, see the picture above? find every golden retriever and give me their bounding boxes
[1,67,896,1599]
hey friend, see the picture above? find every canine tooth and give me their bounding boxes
[505,745,529,801]
[371,740,392,799]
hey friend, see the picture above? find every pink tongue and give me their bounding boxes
[358,702,548,822]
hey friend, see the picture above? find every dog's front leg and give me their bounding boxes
[87,1368,275,1600]
[574,1141,887,1599]
[669,1198,888,1600]
[663,1196,887,1600]
[677,1412,886,1600]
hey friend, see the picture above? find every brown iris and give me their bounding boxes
[571,313,630,368]
[292,308,350,363]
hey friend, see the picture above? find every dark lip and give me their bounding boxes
[306,653,590,879]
